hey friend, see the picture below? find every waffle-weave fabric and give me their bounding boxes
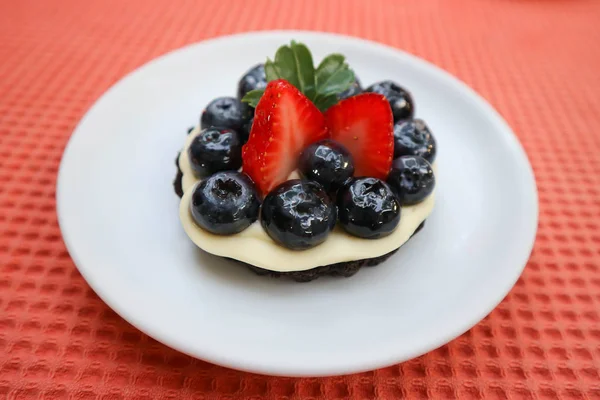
[1,0,600,398]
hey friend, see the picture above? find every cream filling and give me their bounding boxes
[178,128,436,272]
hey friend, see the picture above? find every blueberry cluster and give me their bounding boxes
[258,80,436,250]
[186,65,267,234]
[186,64,437,251]
[194,64,266,153]
[258,135,435,249]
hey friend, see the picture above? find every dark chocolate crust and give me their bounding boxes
[240,221,424,282]
[174,153,425,282]
[237,247,400,282]
[174,152,184,198]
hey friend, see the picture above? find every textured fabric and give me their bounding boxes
[1,0,600,398]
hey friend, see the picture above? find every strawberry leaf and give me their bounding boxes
[290,41,316,99]
[315,54,345,84]
[273,47,300,88]
[313,94,339,113]
[242,41,355,111]
[264,59,279,82]
[241,89,265,108]
[315,54,355,99]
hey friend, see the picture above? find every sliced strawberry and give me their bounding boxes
[325,93,394,180]
[242,79,328,195]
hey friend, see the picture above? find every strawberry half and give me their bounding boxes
[242,79,328,195]
[325,93,394,180]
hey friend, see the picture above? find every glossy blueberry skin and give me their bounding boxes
[241,116,253,143]
[261,180,337,250]
[237,63,267,100]
[365,80,414,122]
[190,171,260,235]
[337,177,401,239]
[298,140,355,195]
[387,156,435,205]
[338,74,362,100]
[187,128,242,178]
[239,102,254,143]
[200,97,245,132]
[393,118,437,163]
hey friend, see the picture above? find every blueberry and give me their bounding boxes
[190,171,260,235]
[393,119,436,162]
[239,102,254,143]
[337,178,400,239]
[187,128,242,178]
[338,73,362,100]
[365,80,414,122]
[237,63,267,100]
[298,140,355,195]
[387,156,435,205]
[200,97,245,132]
[241,116,253,143]
[261,180,337,250]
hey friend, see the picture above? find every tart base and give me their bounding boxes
[175,155,425,282]
[232,248,399,282]
[173,152,184,198]
[238,221,424,282]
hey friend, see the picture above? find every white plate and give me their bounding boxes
[57,31,538,376]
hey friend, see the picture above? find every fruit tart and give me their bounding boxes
[174,41,437,282]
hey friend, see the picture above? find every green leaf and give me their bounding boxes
[317,68,355,98]
[315,54,354,99]
[290,41,315,97]
[315,54,345,85]
[241,89,264,108]
[273,46,299,88]
[258,41,355,108]
[313,94,340,113]
[264,59,279,82]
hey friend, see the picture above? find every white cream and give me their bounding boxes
[178,128,435,272]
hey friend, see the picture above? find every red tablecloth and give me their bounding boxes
[2,0,600,398]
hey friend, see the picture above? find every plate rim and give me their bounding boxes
[57,30,539,376]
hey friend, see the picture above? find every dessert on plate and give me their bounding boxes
[174,41,437,282]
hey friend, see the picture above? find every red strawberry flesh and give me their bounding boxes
[242,79,328,195]
[325,93,394,179]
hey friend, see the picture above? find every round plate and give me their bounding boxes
[57,31,538,376]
